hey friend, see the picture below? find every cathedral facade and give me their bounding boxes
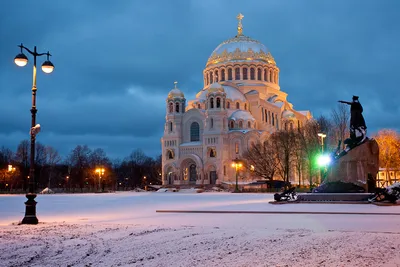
[161,14,311,186]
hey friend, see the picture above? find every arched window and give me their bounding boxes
[169,102,173,113]
[236,102,240,109]
[250,68,255,80]
[221,69,225,81]
[298,120,301,129]
[270,71,273,83]
[272,112,275,126]
[210,149,216,157]
[206,74,209,85]
[239,121,243,128]
[190,122,200,142]
[268,111,271,124]
[235,67,240,80]
[216,98,221,108]
[257,68,262,80]
[229,120,235,129]
[247,121,251,128]
[169,122,173,132]
[198,103,201,109]
[235,142,239,154]
[227,102,230,109]
[264,69,267,81]
[243,67,248,80]
[215,70,219,82]
[244,103,247,110]
[276,114,279,129]
[210,97,214,109]
[210,118,214,128]
[210,72,213,84]
[228,68,233,80]
[167,150,174,159]
[265,110,268,123]
[223,165,226,175]
[175,102,180,113]
[261,107,264,121]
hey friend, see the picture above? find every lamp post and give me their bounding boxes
[231,158,243,193]
[143,176,147,191]
[317,133,326,153]
[66,176,69,192]
[317,133,327,184]
[15,43,54,225]
[95,168,105,192]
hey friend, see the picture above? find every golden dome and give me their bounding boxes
[167,81,185,99]
[206,14,276,67]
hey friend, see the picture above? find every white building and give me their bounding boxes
[161,14,311,186]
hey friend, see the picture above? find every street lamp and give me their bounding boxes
[15,43,54,225]
[95,168,105,192]
[143,176,147,191]
[231,158,243,193]
[317,133,326,153]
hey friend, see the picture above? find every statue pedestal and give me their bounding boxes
[319,138,379,193]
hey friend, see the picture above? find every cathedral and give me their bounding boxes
[161,14,311,186]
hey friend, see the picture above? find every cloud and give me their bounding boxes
[1,0,399,159]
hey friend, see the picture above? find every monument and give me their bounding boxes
[298,96,379,201]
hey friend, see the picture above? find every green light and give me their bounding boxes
[317,154,331,167]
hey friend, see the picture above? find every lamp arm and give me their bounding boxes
[19,44,50,57]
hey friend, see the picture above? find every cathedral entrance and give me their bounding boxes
[189,164,197,184]
[165,166,174,185]
[210,171,217,184]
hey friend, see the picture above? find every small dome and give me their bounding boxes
[167,81,184,99]
[196,85,246,102]
[229,110,256,121]
[208,83,225,93]
[282,110,295,119]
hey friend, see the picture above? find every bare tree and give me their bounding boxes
[270,130,297,184]
[35,142,47,166]
[375,129,400,183]
[15,140,29,169]
[243,140,277,181]
[66,145,91,190]
[297,120,321,187]
[293,130,305,186]
[0,147,14,166]
[46,146,62,189]
[331,103,350,150]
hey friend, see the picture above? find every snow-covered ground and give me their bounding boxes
[1,192,400,267]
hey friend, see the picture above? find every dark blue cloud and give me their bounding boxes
[1,0,399,159]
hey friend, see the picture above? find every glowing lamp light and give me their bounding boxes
[41,60,54,73]
[14,53,28,67]
[317,154,331,167]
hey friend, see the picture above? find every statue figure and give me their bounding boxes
[338,95,367,152]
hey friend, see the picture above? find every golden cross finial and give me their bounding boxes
[236,13,244,36]
[174,81,178,88]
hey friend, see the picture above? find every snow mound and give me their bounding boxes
[156,188,204,193]
[40,187,55,194]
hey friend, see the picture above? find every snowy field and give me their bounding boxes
[1,192,400,267]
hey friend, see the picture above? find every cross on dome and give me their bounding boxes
[236,13,244,36]
[174,81,178,88]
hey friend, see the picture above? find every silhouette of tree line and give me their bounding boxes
[0,142,161,193]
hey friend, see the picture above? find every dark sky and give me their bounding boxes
[1,0,399,159]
